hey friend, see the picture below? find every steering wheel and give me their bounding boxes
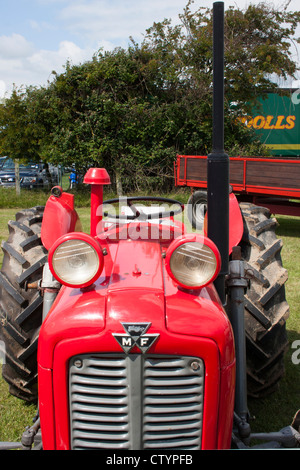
[103,196,184,221]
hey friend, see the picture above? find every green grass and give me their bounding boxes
[247,215,300,435]
[0,186,91,209]
[0,192,299,444]
[0,179,190,210]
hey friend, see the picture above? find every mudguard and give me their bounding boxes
[228,192,244,253]
[204,192,244,255]
[41,187,82,250]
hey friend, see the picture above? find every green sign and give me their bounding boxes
[241,92,300,156]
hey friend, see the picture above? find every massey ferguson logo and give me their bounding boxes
[113,322,159,353]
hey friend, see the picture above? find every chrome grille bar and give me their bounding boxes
[69,354,204,450]
[143,357,204,449]
[70,355,130,450]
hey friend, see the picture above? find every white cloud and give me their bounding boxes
[0,33,34,59]
[0,1,194,97]
[29,19,54,33]
[0,80,6,97]
[28,40,94,74]
[58,0,199,47]
[0,40,94,97]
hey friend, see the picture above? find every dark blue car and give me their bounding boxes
[0,158,57,188]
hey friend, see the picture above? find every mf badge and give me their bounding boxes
[113,322,159,353]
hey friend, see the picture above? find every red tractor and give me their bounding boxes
[0,2,299,450]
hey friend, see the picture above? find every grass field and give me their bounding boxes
[247,214,300,434]
[0,186,299,445]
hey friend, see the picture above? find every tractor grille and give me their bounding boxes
[69,354,204,450]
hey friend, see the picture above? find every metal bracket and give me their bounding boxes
[233,425,300,449]
[21,417,41,450]
[226,246,253,291]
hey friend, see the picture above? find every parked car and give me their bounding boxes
[0,158,59,189]
[0,156,7,168]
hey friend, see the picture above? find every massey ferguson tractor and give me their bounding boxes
[0,2,299,450]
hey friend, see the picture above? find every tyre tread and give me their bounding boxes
[0,206,46,402]
[240,202,289,397]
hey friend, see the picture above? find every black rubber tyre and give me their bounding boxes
[187,191,207,230]
[240,203,289,397]
[0,207,47,402]
[188,193,289,397]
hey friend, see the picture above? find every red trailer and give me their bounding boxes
[175,154,300,217]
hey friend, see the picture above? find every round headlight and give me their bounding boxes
[165,235,221,289]
[49,233,104,287]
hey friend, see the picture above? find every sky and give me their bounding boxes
[1,0,300,98]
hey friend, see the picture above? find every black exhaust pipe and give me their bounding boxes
[207,1,229,305]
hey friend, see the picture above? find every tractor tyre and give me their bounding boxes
[239,203,289,397]
[187,191,207,230]
[0,207,47,402]
[188,193,289,397]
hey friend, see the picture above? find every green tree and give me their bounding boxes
[143,1,300,107]
[0,87,41,194]
[32,48,199,192]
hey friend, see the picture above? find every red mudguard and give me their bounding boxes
[204,192,244,254]
[41,188,82,250]
[228,192,244,252]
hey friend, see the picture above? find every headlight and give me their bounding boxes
[48,233,104,288]
[165,234,221,289]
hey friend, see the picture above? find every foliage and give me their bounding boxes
[0,88,45,194]
[0,2,299,191]
[142,1,300,111]
[0,88,41,162]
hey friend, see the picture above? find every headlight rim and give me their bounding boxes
[48,232,104,288]
[165,234,221,289]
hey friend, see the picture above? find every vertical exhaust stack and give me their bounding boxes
[207,1,229,305]
[83,168,111,236]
